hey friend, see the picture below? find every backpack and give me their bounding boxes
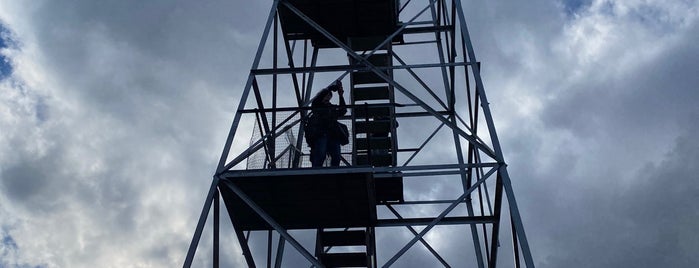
[303,112,320,145]
[333,122,350,145]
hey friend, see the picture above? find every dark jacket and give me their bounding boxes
[305,90,347,144]
[311,96,347,132]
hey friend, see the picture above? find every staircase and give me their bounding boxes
[349,36,397,167]
[316,228,375,268]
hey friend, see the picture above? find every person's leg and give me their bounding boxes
[328,138,342,166]
[311,135,328,167]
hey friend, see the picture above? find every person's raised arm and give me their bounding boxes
[336,82,347,116]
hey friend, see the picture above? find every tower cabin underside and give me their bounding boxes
[278,0,402,48]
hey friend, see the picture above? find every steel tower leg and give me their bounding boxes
[453,0,535,266]
[183,178,218,268]
[430,3,486,267]
[213,190,219,268]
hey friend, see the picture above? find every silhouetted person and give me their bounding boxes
[306,81,347,167]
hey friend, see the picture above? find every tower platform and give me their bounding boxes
[220,168,403,231]
[278,0,402,48]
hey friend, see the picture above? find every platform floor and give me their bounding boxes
[220,170,382,230]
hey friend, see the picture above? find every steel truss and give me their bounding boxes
[184,0,534,267]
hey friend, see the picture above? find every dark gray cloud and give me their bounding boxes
[542,21,699,139]
[491,1,699,267]
[0,0,264,266]
[526,115,699,268]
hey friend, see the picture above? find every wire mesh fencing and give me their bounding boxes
[246,111,354,170]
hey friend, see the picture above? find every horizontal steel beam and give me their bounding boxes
[395,111,451,118]
[388,199,467,205]
[376,216,496,227]
[250,61,475,75]
[402,25,454,34]
[220,163,500,178]
[238,103,411,114]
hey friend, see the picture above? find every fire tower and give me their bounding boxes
[185,0,534,267]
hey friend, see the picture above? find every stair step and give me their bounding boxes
[355,137,392,150]
[354,105,391,118]
[354,120,391,133]
[350,53,392,67]
[354,106,391,118]
[321,230,367,247]
[352,71,388,85]
[357,153,393,167]
[352,86,390,101]
[321,252,368,268]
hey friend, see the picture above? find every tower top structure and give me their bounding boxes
[185,0,535,267]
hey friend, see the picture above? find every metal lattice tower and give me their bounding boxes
[184,0,534,267]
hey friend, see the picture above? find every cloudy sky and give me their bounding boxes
[1,0,698,267]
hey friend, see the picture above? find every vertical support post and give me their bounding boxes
[292,47,319,167]
[500,168,535,267]
[252,78,274,166]
[302,40,308,99]
[370,227,378,268]
[448,0,458,106]
[279,21,304,106]
[511,215,521,268]
[430,1,453,106]
[274,236,286,268]
[213,189,220,268]
[183,178,219,268]
[267,231,273,268]
[304,47,319,105]
[271,11,279,168]
[488,173,504,268]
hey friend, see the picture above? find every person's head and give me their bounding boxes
[312,89,332,105]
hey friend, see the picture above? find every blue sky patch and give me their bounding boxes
[2,233,47,268]
[0,24,13,80]
[2,234,18,250]
[562,0,592,16]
